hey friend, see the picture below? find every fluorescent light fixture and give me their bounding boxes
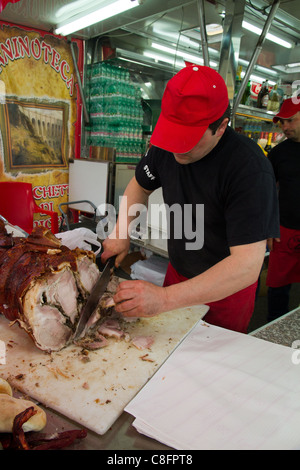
[116,48,179,72]
[239,58,279,77]
[143,51,184,68]
[273,64,300,74]
[267,33,293,49]
[151,42,217,67]
[242,72,276,86]
[206,23,223,36]
[255,65,278,76]
[182,27,223,44]
[242,21,293,48]
[55,0,139,36]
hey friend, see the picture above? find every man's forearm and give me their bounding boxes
[162,241,266,312]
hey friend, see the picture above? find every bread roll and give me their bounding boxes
[0,395,47,433]
[0,377,12,396]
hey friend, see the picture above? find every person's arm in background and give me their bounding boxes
[267,151,280,251]
[101,177,153,267]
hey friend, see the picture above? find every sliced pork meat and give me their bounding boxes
[131,335,154,350]
[75,332,109,351]
[97,318,124,339]
[76,252,100,294]
[21,267,80,351]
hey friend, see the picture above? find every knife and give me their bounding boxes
[74,255,116,340]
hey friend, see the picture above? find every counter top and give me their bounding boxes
[7,307,300,451]
[251,306,300,347]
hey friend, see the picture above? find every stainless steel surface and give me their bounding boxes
[36,406,171,450]
[218,0,246,96]
[74,255,115,339]
[70,40,89,124]
[114,163,136,213]
[196,0,210,66]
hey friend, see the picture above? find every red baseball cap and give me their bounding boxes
[150,65,229,153]
[273,97,300,123]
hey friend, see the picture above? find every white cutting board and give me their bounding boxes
[0,305,208,435]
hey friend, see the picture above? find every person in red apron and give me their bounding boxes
[102,66,279,334]
[266,98,300,321]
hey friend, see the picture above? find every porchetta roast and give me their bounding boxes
[0,220,116,352]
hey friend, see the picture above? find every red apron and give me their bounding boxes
[266,225,300,288]
[163,263,257,334]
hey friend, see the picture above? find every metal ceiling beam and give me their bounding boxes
[196,0,209,66]
[70,41,89,124]
[218,0,246,98]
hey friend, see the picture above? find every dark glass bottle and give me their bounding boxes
[241,80,251,105]
[257,80,269,108]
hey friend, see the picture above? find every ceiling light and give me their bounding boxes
[151,42,217,68]
[243,72,276,86]
[182,27,223,44]
[143,51,184,68]
[55,0,139,36]
[116,48,178,72]
[206,23,223,36]
[273,64,300,74]
[242,21,293,49]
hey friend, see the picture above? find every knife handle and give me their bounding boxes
[97,252,117,271]
[107,255,117,270]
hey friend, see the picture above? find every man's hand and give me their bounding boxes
[101,237,130,267]
[113,280,168,317]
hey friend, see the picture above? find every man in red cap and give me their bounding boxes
[266,97,300,321]
[102,66,279,333]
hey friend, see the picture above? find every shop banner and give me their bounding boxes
[0,22,82,231]
[0,0,21,13]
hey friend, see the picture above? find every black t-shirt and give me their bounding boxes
[135,126,280,278]
[268,139,300,230]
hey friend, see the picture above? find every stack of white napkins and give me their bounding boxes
[125,321,300,450]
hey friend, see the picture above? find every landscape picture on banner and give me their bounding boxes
[0,97,69,172]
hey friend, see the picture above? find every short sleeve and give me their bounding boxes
[135,146,162,191]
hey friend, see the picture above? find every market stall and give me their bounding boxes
[1,0,300,452]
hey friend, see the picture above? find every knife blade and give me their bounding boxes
[74,255,116,340]
[0,214,28,237]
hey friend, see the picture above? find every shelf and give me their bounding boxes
[235,104,277,122]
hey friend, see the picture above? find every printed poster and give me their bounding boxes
[0,22,82,231]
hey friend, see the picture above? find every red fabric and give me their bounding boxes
[273,98,300,123]
[0,0,21,12]
[150,65,229,154]
[266,225,300,288]
[163,262,257,333]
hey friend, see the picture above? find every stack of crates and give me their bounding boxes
[86,61,145,163]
